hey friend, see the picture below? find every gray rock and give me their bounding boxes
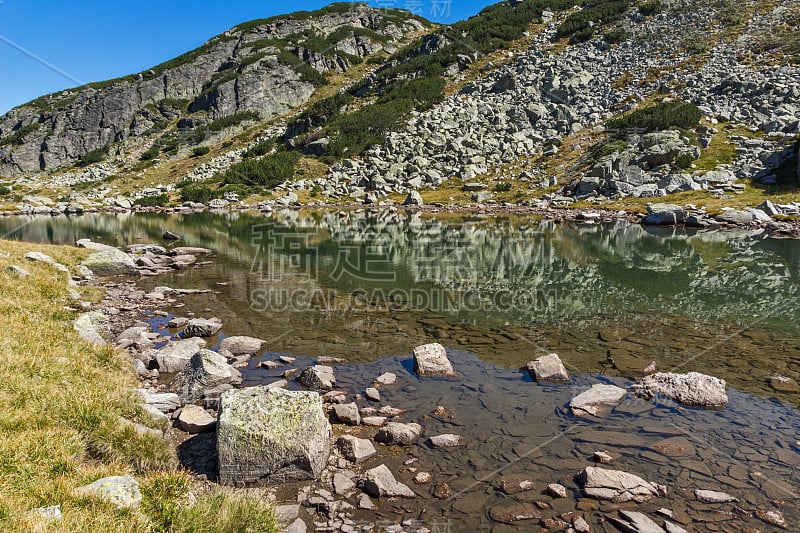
[428,434,464,448]
[73,476,142,509]
[219,335,266,355]
[548,483,568,498]
[610,510,667,533]
[577,467,666,503]
[26,505,62,526]
[154,337,206,373]
[136,389,181,413]
[171,349,242,403]
[73,312,111,345]
[694,489,737,503]
[333,402,361,425]
[526,353,569,383]
[333,472,356,495]
[631,372,728,407]
[402,191,423,206]
[359,464,415,498]
[81,249,137,277]
[375,372,397,385]
[217,387,331,485]
[182,317,222,338]
[365,387,381,401]
[23,251,55,264]
[6,265,31,277]
[335,435,377,464]
[297,365,336,391]
[177,405,217,433]
[375,422,422,446]
[569,384,628,416]
[413,343,455,376]
[715,210,755,224]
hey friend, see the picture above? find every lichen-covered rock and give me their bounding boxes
[153,337,206,373]
[80,249,137,277]
[217,387,331,486]
[631,372,728,407]
[73,311,110,345]
[170,349,242,403]
[73,476,142,509]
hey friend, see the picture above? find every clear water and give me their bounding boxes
[2,209,799,530]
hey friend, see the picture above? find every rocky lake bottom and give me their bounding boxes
[2,209,799,531]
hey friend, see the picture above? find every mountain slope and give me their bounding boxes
[0,2,428,175]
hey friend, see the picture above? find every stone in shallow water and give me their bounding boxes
[610,510,666,533]
[73,476,141,509]
[631,372,728,407]
[428,434,464,448]
[694,489,737,503]
[335,435,376,464]
[182,317,222,338]
[495,474,535,495]
[548,483,568,498]
[569,384,628,416]
[80,249,137,277]
[756,509,787,529]
[375,372,397,385]
[333,403,361,425]
[365,387,381,401]
[489,502,542,524]
[650,436,696,457]
[375,422,422,446]
[577,467,666,503]
[413,343,456,376]
[526,353,569,383]
[217,387,331,485]
[154,337,206,373]
[296,365,336,391]
[359,464,415,498]
[219,335,265,355]
[171,349,242,403]
[770,375,800,393]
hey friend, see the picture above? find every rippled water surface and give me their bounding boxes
[2,210,799,530]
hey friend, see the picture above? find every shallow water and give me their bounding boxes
[3,209,800,530]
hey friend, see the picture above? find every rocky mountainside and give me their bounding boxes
[0,0,798,217]
[0,3,427,175]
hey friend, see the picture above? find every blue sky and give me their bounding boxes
[0,0,496,115]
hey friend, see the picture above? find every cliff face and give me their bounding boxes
[0,3,426,175]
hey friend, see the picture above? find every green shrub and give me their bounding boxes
[0,186,11,196]
[243,138,276,159]
[140,145,161,161]
[591,139,629,160]
[192,146,211,157]
[556,0,630,39]
[494,182,513,192]
[179,184,219,203]
[276,51,328,86]
[0,123,41,148]
[606,101,702,132]
[133,193,170,207]
[674,152,696,169]
[78,146,108,166]
[640,0,662,16]
[603,28,627,43]
[207,111,261,132]
[217,151,300,187]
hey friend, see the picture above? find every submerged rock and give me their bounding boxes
[631,372,728,407]
[217,387,331,485]
[577,467,666,503]
[73,476,141,509]
[526,352,569,383]
[489,502,542,524]
[428,434,464,448]
[413,343,455,376]
[569,383,627,416]
[694,489,737,503]
[359,464,415,498]
[610,510,666,533]
[495,474,535,495]
[375,422,422,446]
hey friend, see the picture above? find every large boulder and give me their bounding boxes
[171,349,242,403]
[413,343,455,376]
[631,372,728,407]
[526,353,569,383]
[153,338,206,373]
[577,467,666,503]
[182,318,223,338]
[81,249,137,277]
[217,387,331,486]
[73,312,111,345]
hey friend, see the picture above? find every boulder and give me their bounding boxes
[569,383,628,416]
[182,317,222,338]
[526,353,569,383]
[217,387,331,485]
[610,510,667,533]
[73,312,110,345]
[177,405,217,433]
[73,476,142,509]
[136,389,181,413]
[402,191,423,206]
[359,464,415,498]
[81,249,137,277]
[171,349,242,403]
[413,343,455,376]
[335,435,377,464]
[297,365,336,391]
[631,372,728,407]
[6,265,30,277]
[154,338,206,373]
[333,403,361,425]
[375,422,422,446]
[219,336,266,355]
[577,467,666,503]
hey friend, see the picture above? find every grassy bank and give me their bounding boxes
[0,240,277,532]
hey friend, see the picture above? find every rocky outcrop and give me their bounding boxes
[0,4,426,175]
[217,387,331,485]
